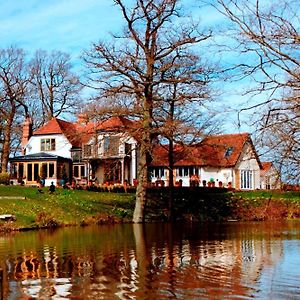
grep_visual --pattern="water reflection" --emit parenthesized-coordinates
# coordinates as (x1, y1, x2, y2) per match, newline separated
(0, 222, 300, 299)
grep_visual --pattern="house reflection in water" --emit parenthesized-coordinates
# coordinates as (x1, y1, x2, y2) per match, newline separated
(0, 223, 290, 299)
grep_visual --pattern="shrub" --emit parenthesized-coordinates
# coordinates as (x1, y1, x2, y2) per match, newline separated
(0, 172, 10, 185)
(35, 212, 60, 228)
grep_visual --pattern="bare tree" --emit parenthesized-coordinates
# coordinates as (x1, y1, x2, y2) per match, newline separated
(256, 95, 299, 183)
(30, 50, 82, 125)
(0, 47, 29, 172)
(210, 0, 300, 183)
(84, 0, 213, 222)
(153, 52, 217, 219)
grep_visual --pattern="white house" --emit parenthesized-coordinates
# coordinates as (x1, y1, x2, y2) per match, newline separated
(10, 116, 139, 187)
(150, 133, 263, 189)
(10, 117, 77, 186)
(10, 116, 278, 190)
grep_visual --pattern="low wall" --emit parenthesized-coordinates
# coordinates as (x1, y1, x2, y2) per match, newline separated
(145, 187, 231, 222)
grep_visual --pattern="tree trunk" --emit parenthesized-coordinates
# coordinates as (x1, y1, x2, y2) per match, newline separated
(168, 138, 175, 221)
(133, 141, 149, 223)
(1, 114, 14, 173)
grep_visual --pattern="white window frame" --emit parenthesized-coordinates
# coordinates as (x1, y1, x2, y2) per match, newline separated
(41, 138, 56, 151)
(241, 170, 253, 189)
(73, 164, 86, 178)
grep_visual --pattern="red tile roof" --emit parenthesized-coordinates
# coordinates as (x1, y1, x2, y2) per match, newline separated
(96, 116, 134, 131)
(151, 133, 254, 168)
(33, 118, 89, 147)
(198, 133, 251, 167)
(260, 162, 273, 175)
(34, 118, 74, 135)
(32, 116, 135, 147)
(33, 118, 259, 169)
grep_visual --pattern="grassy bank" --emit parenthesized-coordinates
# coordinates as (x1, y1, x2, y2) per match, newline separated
(230, 190, 300, 221)
(0, 185, 135, 231)
(145, 188, 300, 222)
(0, 186, 299, 231)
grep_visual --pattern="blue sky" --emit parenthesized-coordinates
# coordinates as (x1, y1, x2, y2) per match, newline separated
(0, 0, 251, 133)
(0, 0, 123, 60)
(0, 0, 225, 57)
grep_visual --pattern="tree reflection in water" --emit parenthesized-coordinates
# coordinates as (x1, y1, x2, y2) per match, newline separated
(1, 222, 300, 299)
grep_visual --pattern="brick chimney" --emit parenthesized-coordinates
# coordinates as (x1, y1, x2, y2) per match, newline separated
(21, 117, 32, 155)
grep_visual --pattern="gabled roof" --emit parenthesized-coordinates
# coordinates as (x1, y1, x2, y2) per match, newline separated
(31, 116, 135, 148)
(151, 133, 257, 168)
(197, 133, 251, 167)
(260, 162, 274, 176)
(34, 118, 76, 135)
(96, 116, 134, 132)
(33, 117, 92, 147)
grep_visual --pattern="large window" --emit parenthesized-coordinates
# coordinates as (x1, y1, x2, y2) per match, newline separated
(176, 167, 198, 177)
(103, 136, 119, 156)
(73, 165, 85, 178)
(41, 138, 56, 151)
(241, 170, 253, 189)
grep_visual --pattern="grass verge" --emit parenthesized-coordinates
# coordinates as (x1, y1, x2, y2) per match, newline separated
(230, 190, 300, 221)
(0, 186, 299, 231)
(0, 185, 135, 231)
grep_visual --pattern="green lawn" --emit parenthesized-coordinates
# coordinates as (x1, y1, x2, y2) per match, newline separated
(0, 185, 135, 230)
(233, 190, 300, 201)
(0, 186, 299, 230)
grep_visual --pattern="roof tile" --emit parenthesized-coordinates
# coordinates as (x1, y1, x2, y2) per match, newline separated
(151, 133, 251, 168)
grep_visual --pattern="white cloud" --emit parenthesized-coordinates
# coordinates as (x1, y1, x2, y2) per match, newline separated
(0, 0, 122, 57)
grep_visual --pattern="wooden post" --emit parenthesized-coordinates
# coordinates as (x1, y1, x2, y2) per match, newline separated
(0, 268, 3, 300)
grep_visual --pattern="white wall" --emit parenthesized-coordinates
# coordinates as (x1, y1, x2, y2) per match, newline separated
(201, 168, 233, 187)
(25, 134, 72, 159)
(236, 143, 261, 189)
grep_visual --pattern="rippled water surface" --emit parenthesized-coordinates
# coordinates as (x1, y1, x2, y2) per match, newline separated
(1, 222, 300, 299)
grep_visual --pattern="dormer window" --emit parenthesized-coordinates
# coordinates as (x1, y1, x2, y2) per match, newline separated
(224, 147, 234, 157)
(41, 138, 56, 151)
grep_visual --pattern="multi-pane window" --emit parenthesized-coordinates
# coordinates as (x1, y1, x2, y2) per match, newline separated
(241, 170, 253, 189)
(41, 138, 56, 151)
(149, 167, 165, 179)
(73, 165, 85, 178)
(176, 167, 199, 177)
(103, 136, 119, 156)
(265, 177, 270, 190)
(40, 162, 55, 179)
(154, 167, 165, 178)
(74, 166, 79, 177)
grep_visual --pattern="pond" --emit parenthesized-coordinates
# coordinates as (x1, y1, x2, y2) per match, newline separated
(1, 221, 300, 299)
